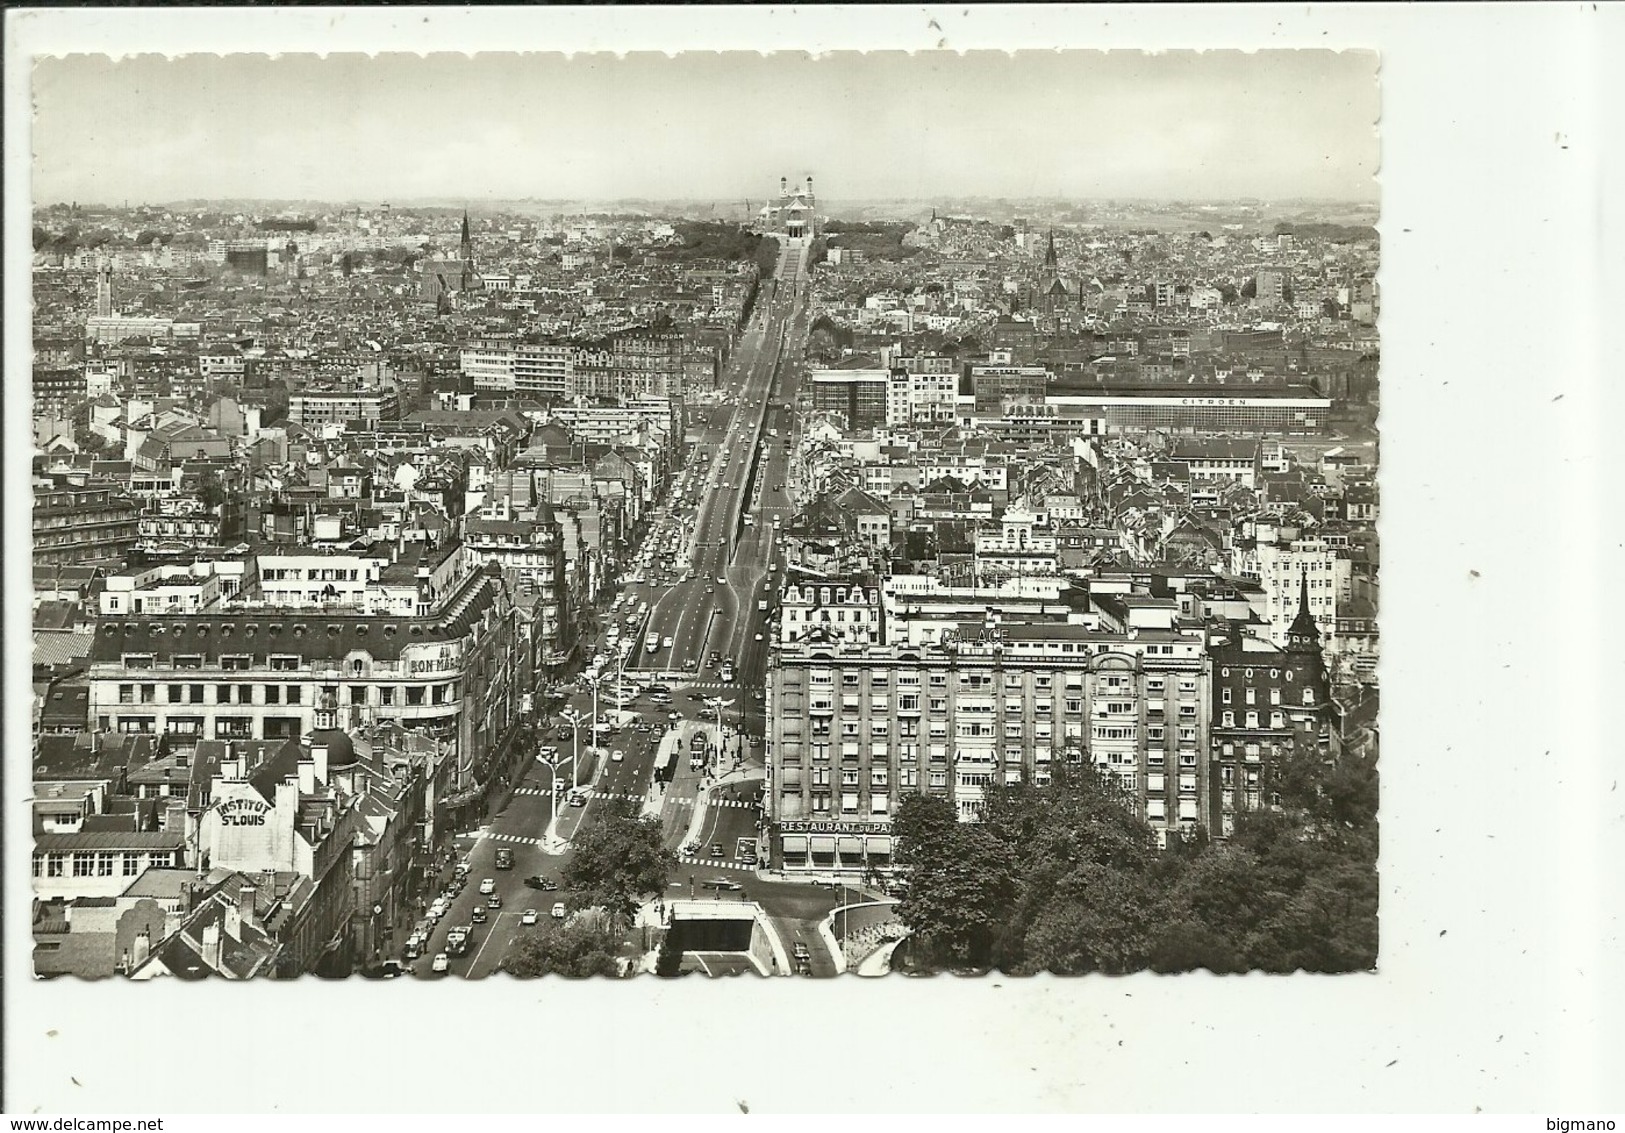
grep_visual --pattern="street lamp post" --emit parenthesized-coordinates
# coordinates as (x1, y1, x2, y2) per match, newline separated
(560, 707, 588, 792)
(703, 695, 736, 777)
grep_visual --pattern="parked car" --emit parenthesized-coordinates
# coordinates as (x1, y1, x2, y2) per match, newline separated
(523, 875, 557, 891)
(521, 909, 539, 926)
(551, 902, 567, 919)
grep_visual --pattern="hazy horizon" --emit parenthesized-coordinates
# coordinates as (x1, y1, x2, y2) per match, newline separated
(33, 51, 1379, 205)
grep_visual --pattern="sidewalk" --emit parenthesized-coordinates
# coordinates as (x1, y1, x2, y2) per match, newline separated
(679, 759, 767, 851)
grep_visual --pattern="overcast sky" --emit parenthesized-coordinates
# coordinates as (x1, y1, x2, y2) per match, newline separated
(31, 51, 1378, 205)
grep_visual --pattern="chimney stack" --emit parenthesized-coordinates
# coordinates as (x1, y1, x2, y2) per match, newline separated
(131, 928, 151, 970)
(237, 884, 257, 927)
(201, 923, 222, 972)
(297, 757, 316, 795)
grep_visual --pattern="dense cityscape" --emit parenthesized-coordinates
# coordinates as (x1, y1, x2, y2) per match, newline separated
(28, 176, 1380, 978)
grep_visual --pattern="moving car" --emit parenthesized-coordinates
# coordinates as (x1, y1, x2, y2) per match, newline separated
(702, 878, 743, 891)
(486, 892, 502, 909)
(662, 636, 674, 650)
(495, 848, 514, 871)
(711, 842, 726, 857)
(471, 905, 487, 924)
(521, 909, 539, 926)
(446, 927, 471, 957)
(479, 877, 496, 896)
(551, 902, 567, 919)
(431, 953, 450, 974)
(611, 750, 625, 763)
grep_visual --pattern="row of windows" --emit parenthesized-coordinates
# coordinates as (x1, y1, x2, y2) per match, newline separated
(34, 850, 178, 878)
(804, 669, 1195, 692)
(115, 682, 457, 707)
(780, 737, 1201, 765)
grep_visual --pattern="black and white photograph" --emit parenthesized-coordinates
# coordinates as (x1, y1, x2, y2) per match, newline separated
(21, 47, 1380, 982)
(5, 3, 1621, 1118)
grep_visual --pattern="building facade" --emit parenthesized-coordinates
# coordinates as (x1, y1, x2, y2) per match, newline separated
(766, 582, 1214, 874)
(33, 481, 142, 566)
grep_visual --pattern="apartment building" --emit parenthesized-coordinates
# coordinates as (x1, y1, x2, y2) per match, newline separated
(83, 556, 523, 813)
(885, 368, 960, 426)
(1168, 437, 1263, 491)
(1235, 537, 1345, 650)
(459, 340, 574, 399)
(766, 581, 1213, 873)
(33, 481, 142, 566)
(288, 386, 399, 431)
(1206, 586, 1334, 838)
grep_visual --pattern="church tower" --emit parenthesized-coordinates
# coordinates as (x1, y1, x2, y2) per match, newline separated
(459, 209, 474, 290)
(1285, 569, 1323, 655)
(95, 257, 113, 318)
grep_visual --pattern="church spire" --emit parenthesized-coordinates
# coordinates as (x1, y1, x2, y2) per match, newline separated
(1044, 228, 1058, 268)
(1287, 568, 1321, 648)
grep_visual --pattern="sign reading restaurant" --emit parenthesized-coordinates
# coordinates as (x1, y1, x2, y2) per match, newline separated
(778, 819, 891, 835)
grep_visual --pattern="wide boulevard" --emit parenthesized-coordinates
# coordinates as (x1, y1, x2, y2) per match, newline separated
(408, 237, 847, 977)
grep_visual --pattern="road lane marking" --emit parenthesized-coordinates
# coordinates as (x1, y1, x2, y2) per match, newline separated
(467, 910, 514, 977)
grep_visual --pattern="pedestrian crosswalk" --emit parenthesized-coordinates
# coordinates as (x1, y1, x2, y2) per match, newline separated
(682, 681, 765, 693)
(481, 831, 548, 848)
(707, 797, 759, 809)
(510, 786, 641, 802)
(676, 855, 751, 870)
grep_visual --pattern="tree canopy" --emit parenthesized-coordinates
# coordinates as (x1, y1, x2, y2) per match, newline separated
(893, 753, 1378, 976)
(501, 916, 621, 978)
(560, 813, 674, 922)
